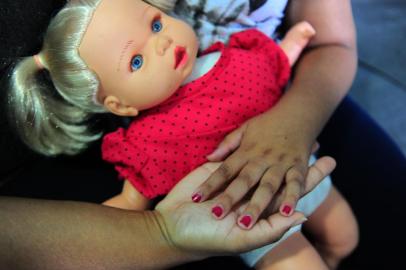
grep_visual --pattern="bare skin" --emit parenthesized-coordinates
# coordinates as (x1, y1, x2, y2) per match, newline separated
(256, 232, 329, 270)
(279, 21, 316, 65)
(253, 185, 359, 270)
(195, 0, 357, 226)
(0, 158, 336, 270)
(302, 187, 359, 269)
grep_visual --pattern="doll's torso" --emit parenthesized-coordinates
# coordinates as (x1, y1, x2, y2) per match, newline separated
(102, 29, 290, 198)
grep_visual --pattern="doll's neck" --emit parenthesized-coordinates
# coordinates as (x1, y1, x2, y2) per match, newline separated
(182, 51, 221, 85)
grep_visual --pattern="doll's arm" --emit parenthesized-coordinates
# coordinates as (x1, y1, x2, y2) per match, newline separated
(279, 21, 316, 66)
(103, 180, 151, 210)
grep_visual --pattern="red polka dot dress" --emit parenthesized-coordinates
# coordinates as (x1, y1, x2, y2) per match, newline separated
(102, 29, 290, 199)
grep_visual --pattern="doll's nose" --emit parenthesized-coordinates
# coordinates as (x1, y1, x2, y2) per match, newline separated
(155, 35, 173, 56)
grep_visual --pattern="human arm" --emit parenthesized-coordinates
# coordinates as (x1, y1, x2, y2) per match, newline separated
(0, 197, 187, 270)
(103, 180, 151, 210)
(192, 0, 357, 226)
(1, 157, 335, 270)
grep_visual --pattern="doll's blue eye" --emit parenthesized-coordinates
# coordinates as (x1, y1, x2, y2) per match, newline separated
(131, 55, 143, 71)
(151, 19, 162, 33)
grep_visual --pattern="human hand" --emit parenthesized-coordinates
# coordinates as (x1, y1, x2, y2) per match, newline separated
(155, 162, 307, 257)
(190, 112, 328, 228)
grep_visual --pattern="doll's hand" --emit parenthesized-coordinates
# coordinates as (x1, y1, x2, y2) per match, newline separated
(191, 112, 325, 228)
(155, 162, 307, 255)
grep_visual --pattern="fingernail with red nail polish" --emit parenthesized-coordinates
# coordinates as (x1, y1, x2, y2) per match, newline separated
(282, 205, 292, 215)
(239, 215, 252, 228)
(212, 205, 223, 218)
(191, 193, 202, 203)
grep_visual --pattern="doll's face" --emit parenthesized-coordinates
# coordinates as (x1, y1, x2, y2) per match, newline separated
(79, 0, 198, 116)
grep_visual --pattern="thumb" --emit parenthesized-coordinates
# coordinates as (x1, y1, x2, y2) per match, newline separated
(206, 125, 245, 161)
(262, 213, 307, 242)
(242, 212, 307, 251)
(266, 212, 307, 231)
(303, 156, 336, 195)
(311, 141, 320, 154)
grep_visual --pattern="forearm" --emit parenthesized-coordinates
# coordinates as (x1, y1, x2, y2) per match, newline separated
(268, 0, 358, 144)
(268, 43, 357, 144)
(0, 197, 194, 270)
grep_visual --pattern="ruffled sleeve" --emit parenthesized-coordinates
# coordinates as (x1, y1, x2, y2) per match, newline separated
(102, 128, 163, 199)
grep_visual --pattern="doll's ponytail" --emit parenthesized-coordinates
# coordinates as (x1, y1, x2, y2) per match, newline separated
(7, 0, 106, 156)
(7, 55, 101, 156)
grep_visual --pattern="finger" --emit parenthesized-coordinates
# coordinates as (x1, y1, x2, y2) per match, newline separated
(210, 159, 270, 219)
(164, 162, 222, 208)
(239, 212, 307, 252)
(206, 125, 245, 161)
(311, 141, 320, 154)
(302, 156, 336, 195)
(279, 166, 305, 216)
(237, 166, 285, 229)
(259, 156, 336, 217)
(191, 154, 246, 203)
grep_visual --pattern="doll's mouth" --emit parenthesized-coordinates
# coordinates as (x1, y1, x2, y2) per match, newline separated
(174, 46, 188, 69)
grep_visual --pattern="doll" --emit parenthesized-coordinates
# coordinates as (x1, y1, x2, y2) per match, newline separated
(93, 6, 314, 207)
(7, 0, 357, 269)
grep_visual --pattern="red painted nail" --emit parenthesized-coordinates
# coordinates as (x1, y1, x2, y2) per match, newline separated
(239, 215, 252, 228)
(191, 193, 202, 203)
(212, 205, 223, 218)
(282, 205, 292, 215)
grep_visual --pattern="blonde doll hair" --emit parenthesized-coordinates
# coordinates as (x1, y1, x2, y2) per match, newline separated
(7, 0, 177, 156)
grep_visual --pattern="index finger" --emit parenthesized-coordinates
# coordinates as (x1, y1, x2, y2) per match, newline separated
(191, 153, 247, 203)
(262, 156, 336, 217)
(162, 162, 221, 208)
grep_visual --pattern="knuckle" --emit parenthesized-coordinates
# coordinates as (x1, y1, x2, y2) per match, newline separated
(237, 173, 256, 188)
(286, 169, 304, 184)
(278, 153, 286, 162)
(260, 181, 277, 196)
(218, 163, 233, 179)
(286, 193, 300, 203)
(250, 158, 269, 169)
(293, 156, 303, 164)
(242, 142, 257, 152)
(262, 148, 273, 156)
(202, 182, 213, 193)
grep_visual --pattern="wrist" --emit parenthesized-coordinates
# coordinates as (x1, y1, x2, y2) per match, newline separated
(264, 93, 326, 145)
(261, 107, 317, 147)
(147, 210, 206, 266)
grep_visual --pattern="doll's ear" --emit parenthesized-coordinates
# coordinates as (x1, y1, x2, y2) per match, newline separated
(103, 95, 139, 117)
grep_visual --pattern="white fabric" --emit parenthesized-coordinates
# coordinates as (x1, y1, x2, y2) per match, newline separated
(182, 51, 221, 85)
(173, 0, 289, 50)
